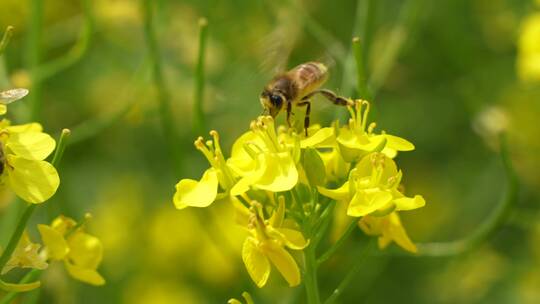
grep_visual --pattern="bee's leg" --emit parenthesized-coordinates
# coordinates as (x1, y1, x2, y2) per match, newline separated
(304, 89, 352, 106)
(286, 101, 293, 127)
(297, 100, 311, 136)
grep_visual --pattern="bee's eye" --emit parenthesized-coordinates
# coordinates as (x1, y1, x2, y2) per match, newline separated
(270, 95, 282, 107)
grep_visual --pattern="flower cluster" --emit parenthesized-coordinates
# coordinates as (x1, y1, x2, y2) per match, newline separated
(174, 99, 426, 287)
(2, 214, 105, 287)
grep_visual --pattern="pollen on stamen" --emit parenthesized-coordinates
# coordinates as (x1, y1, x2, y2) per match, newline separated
(368, 122, 377, 133)
(194, 136, 205, 148)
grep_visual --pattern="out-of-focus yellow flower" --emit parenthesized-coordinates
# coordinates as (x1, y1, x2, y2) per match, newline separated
(228, 291, 254, 304)
(336, 101, 414, 162)
(517, 13, 540, 82)
(0, 120, 59, 204)
(1, 231, 47, 275)
(174, 130, 236, 209)
(38, 215, 105, 286)
(318, 153, 425, 218)
(239, 199, 308, 287)
(359, 212, 418, 253)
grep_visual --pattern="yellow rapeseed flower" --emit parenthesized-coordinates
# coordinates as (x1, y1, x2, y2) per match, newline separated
(0, 120, 60, 204)
(238, 199, 308, 287)
(336, 100, 414, 161)
(1, 231, 48, 275)
(174, 130, 236, 209)
(38, 215, 105, 286)
(318, 152, 425, 218)
(518, 13, 540, 82)
(359, 212, 418, 253)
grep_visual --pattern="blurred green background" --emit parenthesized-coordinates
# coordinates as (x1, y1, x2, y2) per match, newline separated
(1, 0, 539, 303)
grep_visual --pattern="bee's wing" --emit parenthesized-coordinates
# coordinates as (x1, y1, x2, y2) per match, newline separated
(257, 4, 302, 76)
(0, 88, 29, 104)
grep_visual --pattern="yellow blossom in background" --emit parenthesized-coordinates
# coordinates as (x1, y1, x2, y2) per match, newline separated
(1, 231, 47, 275)
(0, 120, 59, 204)
(228, 291, 254, 304)
(518, 13, 540, 82)
(38, 215, 105, 286)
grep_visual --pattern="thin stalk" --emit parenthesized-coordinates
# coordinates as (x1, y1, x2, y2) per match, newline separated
(0, 270, 41, 304)
(141, 0, 182, 175)
(304, 242, 321, 304)
(193, 18, 208, 135)
(417, 134, 518, 256)
(369, 0, 423, 97)
(69, 59, 149, 145)
(27, 0, 43, 121)
(317, 219, 357, 265)
(0, 129, 70, 271)
(352, 37, 369, 100)
(323, 238, 374, 304)
(0, 26, 14, 56)
(36, 0, 93, 82)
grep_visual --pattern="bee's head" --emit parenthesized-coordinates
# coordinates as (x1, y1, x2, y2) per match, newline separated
(260, 90, 284, 117)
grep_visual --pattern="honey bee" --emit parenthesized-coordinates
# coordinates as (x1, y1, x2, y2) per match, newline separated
(260, 61, 351, 135)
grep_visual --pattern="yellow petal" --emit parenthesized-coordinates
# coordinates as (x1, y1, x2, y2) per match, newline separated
(0, 104, 6, 115)
(2, 231, 48, 275)
(264, 241, 301, 287)
(38, 224, 69, 260)
(64, 261, 106, 285)
(376, 134, 414, 151)
(386, 212, 417, 253)
(6, 155, 60, 204)
(394, 195, 426, 211)
(254, 152, 298, 192)
(6, 123, 43, 133)
(300, 127, 334, 148)
(67, 231, 103, 270)
(242, 237, 270, 288)
(274, 228, 308, 250)
(173, 168, 218, 209)
(269, 196, 285, 227)
(317, 181, 350, 201)
(6, 132, 56, 160)
(0, 279, 40, 292)
(347, 190, 393, 217)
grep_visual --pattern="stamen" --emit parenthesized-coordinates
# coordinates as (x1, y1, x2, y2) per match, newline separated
(368, 122, 376, 134)
(361, 100, 370, 131)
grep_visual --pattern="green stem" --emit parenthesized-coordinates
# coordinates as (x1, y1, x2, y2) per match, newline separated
(141, 0, 182, 175)
(0, 26, 14, 56)
(311, 201, 335, 247)
(0, 129, 70, 272)
(0, 205, 36, 271)
(369, 0, 422, 97)
(193, 18, 208, 135)
(69, 59, 149, 145)
(317, 218, 357, 265)
(0, 270, 41, 304)
(352, 37, 369, 100)
(36, 0, 93, 82)
(27, 0, 43, 122)
(417, 134, 518, 256)
(304, 242, 321, 304)
(51, 129, 71, 166)
(323, 238, 374, 304)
